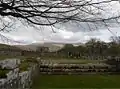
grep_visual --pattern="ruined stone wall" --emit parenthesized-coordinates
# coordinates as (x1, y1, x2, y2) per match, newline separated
(39, 60, 120, 75)
(0, 63, 40, 89)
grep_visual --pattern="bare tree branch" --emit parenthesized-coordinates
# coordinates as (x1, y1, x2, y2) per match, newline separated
(0, 0, 119, 27)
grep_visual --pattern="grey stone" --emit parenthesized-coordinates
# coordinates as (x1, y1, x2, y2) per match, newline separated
(0, 59, 20, 69)
(0, 61, 39, 89)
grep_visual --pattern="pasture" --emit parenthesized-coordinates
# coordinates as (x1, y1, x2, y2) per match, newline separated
(40, 59, 104, 64)
(32, 75, 120, 88)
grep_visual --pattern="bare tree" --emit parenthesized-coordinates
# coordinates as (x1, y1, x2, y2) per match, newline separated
(110, 36, 120, 43)
(0, 0, 120, 44)
(0, 0, 119, 27)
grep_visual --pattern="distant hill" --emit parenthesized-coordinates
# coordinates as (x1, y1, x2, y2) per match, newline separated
(14, 42, 64, 52)
(14, 42, 83, 52)
(0, 43, 21, 50)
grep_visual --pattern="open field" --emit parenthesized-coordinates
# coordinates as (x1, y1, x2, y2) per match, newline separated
(41, 59, 104, 64)
(32, 75, 120, 88)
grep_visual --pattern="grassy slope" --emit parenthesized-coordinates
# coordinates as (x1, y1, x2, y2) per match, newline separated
(32, 75, 120, 88)
(0, 43, 21, 60)
(40, 58, 103, 64)
(0, 43, 20, 50)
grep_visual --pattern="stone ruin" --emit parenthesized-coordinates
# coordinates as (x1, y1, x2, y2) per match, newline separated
(0, 59, 39, 89)
(39, 59, 119, 75)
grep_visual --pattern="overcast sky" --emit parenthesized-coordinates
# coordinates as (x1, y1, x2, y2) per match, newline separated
(1, 0, 120, 45)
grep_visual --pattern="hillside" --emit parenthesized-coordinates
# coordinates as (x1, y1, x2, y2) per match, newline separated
(14, 42, 64, 52)
(0, 43, 21, 51)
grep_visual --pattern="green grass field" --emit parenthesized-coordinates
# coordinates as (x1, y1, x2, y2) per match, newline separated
(41, 59, 103, 64)
(32, 75, 120, 89)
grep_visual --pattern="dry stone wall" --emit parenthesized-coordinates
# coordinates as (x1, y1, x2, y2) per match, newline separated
(39, 60, 119, 75)
(0, 59, 40, 89)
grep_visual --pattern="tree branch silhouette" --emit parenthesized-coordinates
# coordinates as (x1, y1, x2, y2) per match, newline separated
(0, 0, 119, 26)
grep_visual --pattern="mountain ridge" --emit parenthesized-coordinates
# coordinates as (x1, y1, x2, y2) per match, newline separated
(14, 41, 83, 52)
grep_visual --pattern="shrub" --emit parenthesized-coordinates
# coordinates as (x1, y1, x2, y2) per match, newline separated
(0, 70, 8, 78)
(19, 62, 30, 72)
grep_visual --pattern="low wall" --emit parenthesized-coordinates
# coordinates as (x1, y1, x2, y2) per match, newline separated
(0, 64, 40, 89)
(39, 59, 119, 75)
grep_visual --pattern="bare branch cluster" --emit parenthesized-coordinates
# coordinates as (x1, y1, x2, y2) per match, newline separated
(0, 0, 119, 26)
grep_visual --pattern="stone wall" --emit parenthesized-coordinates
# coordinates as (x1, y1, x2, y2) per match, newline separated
(39, 60, 119, 75)
(0, 59, 40, 89)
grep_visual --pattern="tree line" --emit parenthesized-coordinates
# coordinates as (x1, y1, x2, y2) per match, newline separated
(52, 37, 120, 59)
